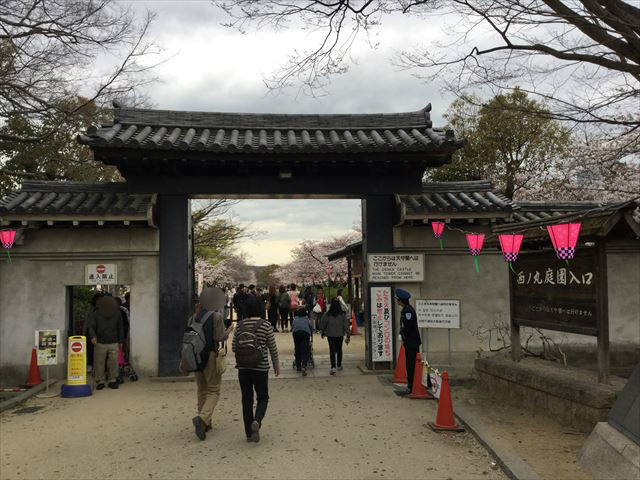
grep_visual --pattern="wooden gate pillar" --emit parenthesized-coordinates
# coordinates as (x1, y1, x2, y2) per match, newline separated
(158, 195, 193, 376)
(362, 194, 396, 370)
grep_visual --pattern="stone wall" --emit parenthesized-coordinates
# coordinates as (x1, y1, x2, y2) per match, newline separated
(0, 227, 159, 386)
(475, 355, 627, 432)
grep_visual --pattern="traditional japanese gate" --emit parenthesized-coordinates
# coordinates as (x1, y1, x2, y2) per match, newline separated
(79, 103, 462, 375)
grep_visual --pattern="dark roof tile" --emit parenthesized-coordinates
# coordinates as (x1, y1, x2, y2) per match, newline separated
(78, 104, 463, 154)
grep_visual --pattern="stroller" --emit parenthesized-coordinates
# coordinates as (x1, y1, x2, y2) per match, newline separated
(292, 332, 315, 370)
(117, 341, 138, 383)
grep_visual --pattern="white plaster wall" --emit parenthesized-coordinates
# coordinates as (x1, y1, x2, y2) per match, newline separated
(0, 227, 159, 386)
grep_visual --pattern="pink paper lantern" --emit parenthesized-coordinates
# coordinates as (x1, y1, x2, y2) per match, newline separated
(0, 230, 16, 249)
(0, 229, 16, 263)
(432, 221, 445, 249)
(431, 221, 445, 238)
(546, 223, 581, 260)
(466, 233, 485, 273)
(498, 234, 524, 262)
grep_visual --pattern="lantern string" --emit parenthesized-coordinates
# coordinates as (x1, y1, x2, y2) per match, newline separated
(474, 256, 479, 273)
(438, 238, 443, 250)
(509, 262, 516, 273)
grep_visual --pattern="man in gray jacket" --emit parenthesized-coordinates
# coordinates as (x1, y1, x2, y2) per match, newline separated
(86, 295, 124, 390)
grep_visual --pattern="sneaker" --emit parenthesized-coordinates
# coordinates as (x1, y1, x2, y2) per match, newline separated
(250, 420, 260, 443)
(296, 367, 302, 372)
(192, 416, 206, 441)
(205, 424, 212, 432)
(96, 383, 105, 390)
(330, 368, 336, 375)
(337, 366, 343, 371)
(302, 368, 307, 377)
(108, 381, 119, 389)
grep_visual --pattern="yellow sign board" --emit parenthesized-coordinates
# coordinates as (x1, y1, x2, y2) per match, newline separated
(67, 336, 87, 385)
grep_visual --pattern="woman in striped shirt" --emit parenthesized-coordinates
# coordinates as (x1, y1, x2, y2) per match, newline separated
(232, 295, 280, 443)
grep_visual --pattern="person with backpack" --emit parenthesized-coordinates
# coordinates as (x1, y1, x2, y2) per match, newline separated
(277, 285, 290, 332)
(181, 287, 232, 441)
(287, 284, 300, 328)
(312, 287, 326, 332)
(232, 295, 279, 443)
(291, 306, 313, 376)
(320, 299, 351, 375)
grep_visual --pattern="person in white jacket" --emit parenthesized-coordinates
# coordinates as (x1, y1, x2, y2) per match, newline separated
(336, 288, 350, 316)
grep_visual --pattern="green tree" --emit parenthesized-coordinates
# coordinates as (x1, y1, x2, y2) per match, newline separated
(0, 97, 121, 196)
(427, 90, 570, 199)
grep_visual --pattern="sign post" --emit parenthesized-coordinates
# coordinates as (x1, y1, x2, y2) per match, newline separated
(61, 336, 92, 397)
(34, 330, 60, 398)
(510, 247, 609, 382)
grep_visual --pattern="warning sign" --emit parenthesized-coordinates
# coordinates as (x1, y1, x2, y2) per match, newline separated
(67, 336, 87, 385)
(85, 263, 117, 285)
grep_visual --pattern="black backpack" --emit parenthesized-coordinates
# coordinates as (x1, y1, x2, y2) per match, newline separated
(235, 319, 265, 368)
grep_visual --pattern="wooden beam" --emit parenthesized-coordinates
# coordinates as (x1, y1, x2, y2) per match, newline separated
(597, 240, 610, 383)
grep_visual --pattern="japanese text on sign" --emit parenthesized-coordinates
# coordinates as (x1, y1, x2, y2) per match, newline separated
(512, 249, 599, 334)
(67, 336, 87, 385)
(371, 286, 393, 362)
(416, 300, 461, 329)
(35, 330, 59, 366)
(368, 254, 424, 282)
(85, 263, 118, 285)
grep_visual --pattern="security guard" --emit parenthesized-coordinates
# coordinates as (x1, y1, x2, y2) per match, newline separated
(396, 288, 421, 396)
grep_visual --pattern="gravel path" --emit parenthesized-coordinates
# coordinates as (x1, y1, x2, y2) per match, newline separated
(1, 373, 505, 480)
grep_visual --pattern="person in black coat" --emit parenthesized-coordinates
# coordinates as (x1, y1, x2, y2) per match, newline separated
(396, 288, 421, 396)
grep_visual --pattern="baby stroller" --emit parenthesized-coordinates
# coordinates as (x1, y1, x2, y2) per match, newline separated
(292, 332, 315, 370)
(117, 342, 138, 383)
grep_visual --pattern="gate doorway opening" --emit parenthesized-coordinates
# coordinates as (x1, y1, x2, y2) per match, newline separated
(192, 197, 365, 376)
(67, 285, 131, 369)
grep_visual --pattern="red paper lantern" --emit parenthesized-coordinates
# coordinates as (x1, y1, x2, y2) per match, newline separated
(465, 233, 485, 273)
(498, 234, 524, 272)
(0, 229, 16, 263)
(432, 221, 445, 249)
(546, 223, 581, 260)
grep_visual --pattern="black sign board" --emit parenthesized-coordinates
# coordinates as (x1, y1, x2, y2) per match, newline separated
(511, 248, 599, 335)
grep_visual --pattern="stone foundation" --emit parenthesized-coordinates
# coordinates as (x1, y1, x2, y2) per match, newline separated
(475, 355, 627, 432)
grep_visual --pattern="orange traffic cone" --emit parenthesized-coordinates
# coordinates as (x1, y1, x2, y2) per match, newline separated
(428, 371, 465, 431)
(26, 348, 42, 386)
(409, 353, 434, 400)
(351, 312, 360, 335)
(391, 344, 407, 384)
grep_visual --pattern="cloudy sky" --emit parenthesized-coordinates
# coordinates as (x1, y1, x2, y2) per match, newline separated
(128, 1, 455, 265)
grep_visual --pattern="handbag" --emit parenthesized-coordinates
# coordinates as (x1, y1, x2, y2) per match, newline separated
(215, 343, 227, 375)
(313, 303, 322, 314)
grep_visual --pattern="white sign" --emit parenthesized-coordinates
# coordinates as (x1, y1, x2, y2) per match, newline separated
(85, 263, 117, 285)
(368, 254, 424, 282)
(35, 329, 60, 366)
(423, 371, 442, 399)
(416, 300, 461, 329)
(370, 287, 393, 362)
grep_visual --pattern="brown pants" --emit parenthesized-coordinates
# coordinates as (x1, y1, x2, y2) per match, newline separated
(94, 342, 118, 384)
(194, 351, 222, 427)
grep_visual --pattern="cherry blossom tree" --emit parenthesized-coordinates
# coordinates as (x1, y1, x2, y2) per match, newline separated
(195, 253, 256, 287)
(275, 231, 361, 286)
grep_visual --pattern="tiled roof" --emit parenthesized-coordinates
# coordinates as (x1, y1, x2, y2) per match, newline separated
(397, 180, 515, 220)
(77, 103, 462, 154)
(327, 241, 363, 261)
(509, 201, 605, 223)
(0, 181, 154, 221)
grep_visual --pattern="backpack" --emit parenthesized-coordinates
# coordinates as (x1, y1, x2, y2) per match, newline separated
(278, 292, 290, 309)
(234, 319, 266, 369)
(181, 310, 213, 372)
(289, 292, 299, 310)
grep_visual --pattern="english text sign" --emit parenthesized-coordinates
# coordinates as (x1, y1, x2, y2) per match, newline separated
(368, 254, 424, 282)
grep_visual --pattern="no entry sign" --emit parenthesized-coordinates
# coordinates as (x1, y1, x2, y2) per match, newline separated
(70, 341, 83, 353)
(85, 263, 117, 285)
(67, 336, 87, 385)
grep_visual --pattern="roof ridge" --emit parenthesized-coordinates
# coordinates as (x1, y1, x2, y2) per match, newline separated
(20, 181, 130, 193)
